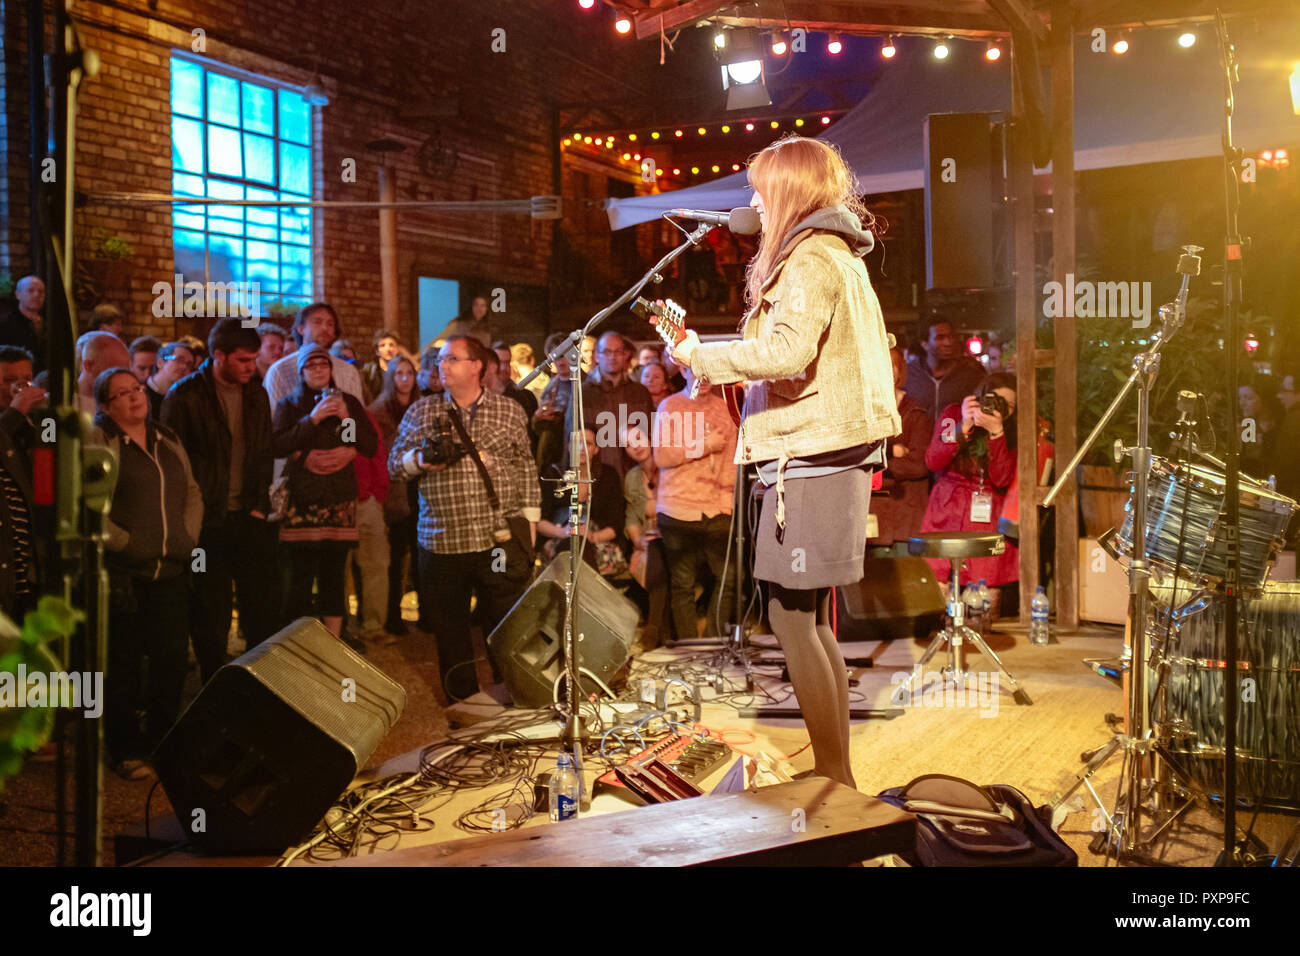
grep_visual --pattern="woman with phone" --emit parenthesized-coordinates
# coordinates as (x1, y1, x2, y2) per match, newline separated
(271, 343, 378, 638)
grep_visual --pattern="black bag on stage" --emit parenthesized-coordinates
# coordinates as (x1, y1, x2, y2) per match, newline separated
(876, 774, 1077, 867)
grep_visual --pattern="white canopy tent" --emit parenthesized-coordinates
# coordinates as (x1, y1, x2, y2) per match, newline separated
(605, 28, 1300, 230)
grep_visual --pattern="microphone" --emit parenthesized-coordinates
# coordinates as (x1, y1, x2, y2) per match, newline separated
(664, 206, 761, 235)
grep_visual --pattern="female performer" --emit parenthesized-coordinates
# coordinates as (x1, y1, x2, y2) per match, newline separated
(668, 136, 899, 788)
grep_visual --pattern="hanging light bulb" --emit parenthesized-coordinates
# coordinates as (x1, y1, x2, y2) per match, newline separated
(615, 17, 632, 35)
(933, 38, 950, 59)
(985, 42, 1002, 61)
(881, 35, 897, 58)
(826, 33, 843, 55)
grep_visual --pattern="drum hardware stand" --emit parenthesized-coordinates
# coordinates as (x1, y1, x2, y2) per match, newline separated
(1043, 244, 1203, 861)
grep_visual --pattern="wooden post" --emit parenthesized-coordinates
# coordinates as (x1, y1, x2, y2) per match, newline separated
(1010, 40, 1039, 624)
(1050, 0, 1079, 632)
(377, 165, 399, 334)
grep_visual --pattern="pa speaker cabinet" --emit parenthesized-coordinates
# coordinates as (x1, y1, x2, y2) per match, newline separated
(924, 112, 998, 290)
(836, 556, 946, 641)
(154, 617, 405, 853)
(488, 555, 638, 709)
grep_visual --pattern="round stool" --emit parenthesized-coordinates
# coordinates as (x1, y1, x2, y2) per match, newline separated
(900, 532, 1032, 706)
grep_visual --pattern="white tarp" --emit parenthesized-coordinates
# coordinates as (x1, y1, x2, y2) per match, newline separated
(606, 26, 1300, 229)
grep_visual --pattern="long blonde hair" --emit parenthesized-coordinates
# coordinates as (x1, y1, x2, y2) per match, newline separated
(744, 136, 872, 312)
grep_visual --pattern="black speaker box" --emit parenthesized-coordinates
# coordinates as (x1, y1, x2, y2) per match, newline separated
(836, 555, 946, 641)
(488, 555, 639, 709)
(154, 617, 405, 853)
(924, 112, 1000, 290)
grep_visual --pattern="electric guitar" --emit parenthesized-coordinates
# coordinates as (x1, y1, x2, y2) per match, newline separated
(631, 296, 744, 426)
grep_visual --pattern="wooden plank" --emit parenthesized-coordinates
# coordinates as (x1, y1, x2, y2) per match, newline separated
(1050, 0, 1079, 633)
(330, 779, 915, 867)
(988, 0, 1048, 40)
(1010, 41, 1039, 626)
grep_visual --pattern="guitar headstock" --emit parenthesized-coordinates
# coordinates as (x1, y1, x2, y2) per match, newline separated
(631, 296, 688, 348)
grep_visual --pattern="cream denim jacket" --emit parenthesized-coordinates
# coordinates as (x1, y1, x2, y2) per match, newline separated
(691, 229, 901, 469)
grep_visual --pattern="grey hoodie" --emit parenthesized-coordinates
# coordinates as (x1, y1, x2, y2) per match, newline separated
(775, 204, 875, 262)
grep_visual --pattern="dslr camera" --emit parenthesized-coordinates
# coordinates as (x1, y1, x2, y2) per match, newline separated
(976, 382, 1010, 420)
(421, 427, 466, 468)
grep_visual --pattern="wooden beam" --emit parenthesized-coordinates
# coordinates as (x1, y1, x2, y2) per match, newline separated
(1010, 36, 1039, 626)
(1050, 0, 1079, 633)
(987, 0, 1048, 40)
(1068, 0, 1299, 30)
(635, 1, 1009, 39)
(632, 0, 730, 39)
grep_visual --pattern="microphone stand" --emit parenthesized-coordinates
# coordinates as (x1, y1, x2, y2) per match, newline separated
(1214, 12, 1246, 866)
(519, 223, 715, 759)
(1042, 246, 1201, 860)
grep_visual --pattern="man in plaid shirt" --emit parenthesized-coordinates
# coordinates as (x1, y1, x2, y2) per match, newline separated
(389, 335, 540, 701)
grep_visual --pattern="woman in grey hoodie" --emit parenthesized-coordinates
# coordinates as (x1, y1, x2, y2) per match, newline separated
(670, 136, 899, 790)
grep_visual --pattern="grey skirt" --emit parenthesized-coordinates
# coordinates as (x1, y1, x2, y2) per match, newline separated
(752, 467, 872, 589)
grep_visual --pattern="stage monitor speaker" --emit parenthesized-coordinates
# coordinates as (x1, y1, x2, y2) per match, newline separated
(488, 554, 638, 709)
(836, 555, 946, 641)
(924, 112, 998, 290)
(154, 617, 406, 853)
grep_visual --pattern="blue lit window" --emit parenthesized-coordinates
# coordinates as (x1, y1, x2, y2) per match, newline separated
(170, 56, 314, 312)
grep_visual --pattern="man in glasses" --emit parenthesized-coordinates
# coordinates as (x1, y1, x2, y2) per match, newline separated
(161, 319, 277, 683)
(388, 334, 540, 703)
(565, 331, 654, 479)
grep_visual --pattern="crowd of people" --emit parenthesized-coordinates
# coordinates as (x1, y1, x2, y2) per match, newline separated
(24, 272, 1297, 779)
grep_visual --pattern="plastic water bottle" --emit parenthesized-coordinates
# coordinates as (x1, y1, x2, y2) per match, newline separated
(961, 582, 982, 626)
(549, 753, 579, 822)
(1029, 586, 1050, 646)
(977, 578, 991, 634)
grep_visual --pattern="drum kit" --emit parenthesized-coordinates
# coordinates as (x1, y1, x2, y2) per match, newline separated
(1044, 240, 1299, 863)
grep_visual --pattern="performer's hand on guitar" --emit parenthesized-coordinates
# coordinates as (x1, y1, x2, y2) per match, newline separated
(666, 328, 700, 370)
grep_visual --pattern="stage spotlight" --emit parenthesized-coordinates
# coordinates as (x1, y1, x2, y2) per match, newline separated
(718, 27, 770, 110)
(1178, 31, 1195, 48)
(985, 43, 1001, 61)
(881, 36, 896, 58)
(827, 33, 843, 55)
(933, 39, 949, 59)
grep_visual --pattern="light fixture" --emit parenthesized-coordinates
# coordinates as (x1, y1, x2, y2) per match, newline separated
(1177, 31, 1196, 48)
(881, 35, 896, 58)
(795, 118, 804, 127)
(691, 166, 700, 174)
(1245, 332, 1260, 353)
(672, 168, 681, 175)
(933, 38, 950, 59)
(770, 120, 780, 128)
(985, 42, 1001, 61)
(615, 17, 632, 35)
(622, 152, 631, 160)
(302, 57, 329, 106)
(578, 0, 595, 8)
(820, 115, 830, 124)
(967, 335, 984, 356)
(771, 31, 788, 56)
(745, 122, 755, 131)
(714, 27, 728, 49)
(721, 124, 730, 133)
(732, 163, 741, 171)
(651, 130, 661, 139)
(827, 33, 843, 55)
(674, 129, 683, 137)
(711, 165, 720, 173)
(718, 26, 771, 110)
(628, 133, 637, 141)
(698, 126, 707, 135)
(1290, 64, 1300, 114)
(1112, 33, 1129, 54)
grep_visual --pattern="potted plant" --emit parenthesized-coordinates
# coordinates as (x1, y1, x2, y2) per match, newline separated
(80, 227, 135, 304)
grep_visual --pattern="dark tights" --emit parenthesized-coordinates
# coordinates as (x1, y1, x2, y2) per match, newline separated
(767, 583, 855, 788)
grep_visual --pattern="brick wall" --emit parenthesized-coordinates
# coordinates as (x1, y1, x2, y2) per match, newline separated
(1, 0, 662, 355)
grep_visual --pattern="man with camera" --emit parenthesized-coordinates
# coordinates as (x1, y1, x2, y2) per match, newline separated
(388, 335, 540, 702)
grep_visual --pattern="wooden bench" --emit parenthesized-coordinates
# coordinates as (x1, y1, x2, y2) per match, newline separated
(331, 778, 914, 867)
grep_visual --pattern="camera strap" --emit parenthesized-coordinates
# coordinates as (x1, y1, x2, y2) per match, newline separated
(444, 402, 501, 512)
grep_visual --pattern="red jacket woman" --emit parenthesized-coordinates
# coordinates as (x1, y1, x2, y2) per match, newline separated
(920, 373, 1018, 587)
